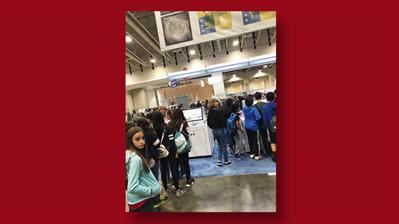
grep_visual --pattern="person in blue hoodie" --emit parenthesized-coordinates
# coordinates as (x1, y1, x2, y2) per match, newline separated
(126, 127, 161, 212)
(263, 91, 277, 162)
(243, 96, 262, 160)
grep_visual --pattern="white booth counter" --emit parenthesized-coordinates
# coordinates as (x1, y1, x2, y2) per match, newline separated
(183, 107, 214, 158)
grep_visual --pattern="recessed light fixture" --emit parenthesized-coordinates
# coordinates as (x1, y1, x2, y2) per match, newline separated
(264, 65, 268, 68)
(150, 58, 156, 63)
(233, 40, 239, 46)
(189, 49, 196, 55)
(258, 69, 262, 73)
(233, 74, 236, 77)
(126, 35, 132, 43)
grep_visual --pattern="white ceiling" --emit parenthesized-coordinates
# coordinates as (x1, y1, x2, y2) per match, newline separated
(126, 11, 276, 73)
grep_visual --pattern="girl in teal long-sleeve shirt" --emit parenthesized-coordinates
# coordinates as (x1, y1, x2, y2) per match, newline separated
(126, 127, 161, 212)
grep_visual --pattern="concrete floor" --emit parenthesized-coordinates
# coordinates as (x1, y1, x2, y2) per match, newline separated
(160, 173, 276, 212)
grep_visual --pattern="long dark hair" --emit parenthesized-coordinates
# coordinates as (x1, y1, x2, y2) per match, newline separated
(126, 127, 150, 173)
(221, 98, 233, 116)
(136, 117, 150, 131)
(170, 108, 186, 130)
(151, 111, 165, 134)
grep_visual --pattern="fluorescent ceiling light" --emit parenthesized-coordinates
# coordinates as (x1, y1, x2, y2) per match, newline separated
(189, 49, 196, 55)
(233, 40, 239, 46)
(126, 36, 132, 43)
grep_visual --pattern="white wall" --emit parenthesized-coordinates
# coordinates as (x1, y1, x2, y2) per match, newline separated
(126, 44, 276, 90)
(126, 91, 134, 112)
(156, 89, 166, 107)
(132, 88, 148, 109)
(146, 89, 158, 108)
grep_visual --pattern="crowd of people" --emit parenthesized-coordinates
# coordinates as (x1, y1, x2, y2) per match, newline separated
(125, 90, 276, 212)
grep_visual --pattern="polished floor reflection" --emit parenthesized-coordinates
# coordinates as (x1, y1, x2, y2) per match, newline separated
(160, 173, 276, 212)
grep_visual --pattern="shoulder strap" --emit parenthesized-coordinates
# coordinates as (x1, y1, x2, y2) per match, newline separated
(160, 129, 165, 143)
(179, 122, 184, 132)
(255, 104, 262, 114)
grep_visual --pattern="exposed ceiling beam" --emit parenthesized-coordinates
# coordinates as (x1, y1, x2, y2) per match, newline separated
(128, 12, 174, 63)
(126, 49, 148, 66)
(126, 32, 160, 63)
(126, 14, 174, 63)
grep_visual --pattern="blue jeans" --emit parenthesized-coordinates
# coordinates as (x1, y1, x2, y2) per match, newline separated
(213, 128, 228, 162)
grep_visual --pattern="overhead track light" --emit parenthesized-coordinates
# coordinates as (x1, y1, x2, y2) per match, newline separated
(211, 41, 216, 58)
(162, 55, 166, 68)
(174, 52, 178, 65)
(186, 47, 190, 63)
(267, 28, 272, 46)
(225, 39, 229, 55)
(238, 36, 242, 52)
(140, 64, 143, 73)
(128, 64, 132, 74)
(198, 44, 203, 60)
(252, 32, 257, 49)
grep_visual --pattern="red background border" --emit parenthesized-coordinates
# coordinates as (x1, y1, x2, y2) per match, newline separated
(1, 0, 398, 223)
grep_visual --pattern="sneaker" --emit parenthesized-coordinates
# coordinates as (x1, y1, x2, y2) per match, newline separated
(217, 160, 222, 167)
(153, 198, 169, 208)
(175, 189, 186, 197)
(234, 154, 240, 158)
(185, 179, 195, 187)
(225, 161, 233, 166)
(250, 154, 255, 159)
(254, 155, 262, 160)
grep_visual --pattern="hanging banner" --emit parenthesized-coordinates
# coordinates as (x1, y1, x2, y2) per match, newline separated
(155, 11, 276, 52)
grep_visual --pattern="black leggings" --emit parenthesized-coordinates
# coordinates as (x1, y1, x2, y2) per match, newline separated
(176, 152, 191, 181)
(246, 129, 259, 156)
(259, 128, 272, 156)
(160, 154, 180, 190)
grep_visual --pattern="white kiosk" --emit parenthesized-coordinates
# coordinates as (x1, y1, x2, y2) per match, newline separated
(183, 107, 214, 158)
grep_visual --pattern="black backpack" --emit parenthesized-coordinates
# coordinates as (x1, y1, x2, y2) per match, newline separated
(269, 115, 276, 133)
(255, 102, 266, 129)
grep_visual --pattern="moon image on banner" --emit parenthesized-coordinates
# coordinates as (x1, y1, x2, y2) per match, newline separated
(162, 12, 193, 46)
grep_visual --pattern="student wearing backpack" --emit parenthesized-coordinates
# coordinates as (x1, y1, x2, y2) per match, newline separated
(126, 127, 161, 212)
(207, 99, 233, 167)
(243, 96, 262, 160)
(254, 92, 271, 158)
(221, 98, 234, 153)
(169, 109, 195, 187)
(151, 111, 186, 197)
(228, 103, 246, 159)
(263, 92, 277, 162)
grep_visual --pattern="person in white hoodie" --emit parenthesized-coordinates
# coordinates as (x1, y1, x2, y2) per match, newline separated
(126, 127, 161, 212)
